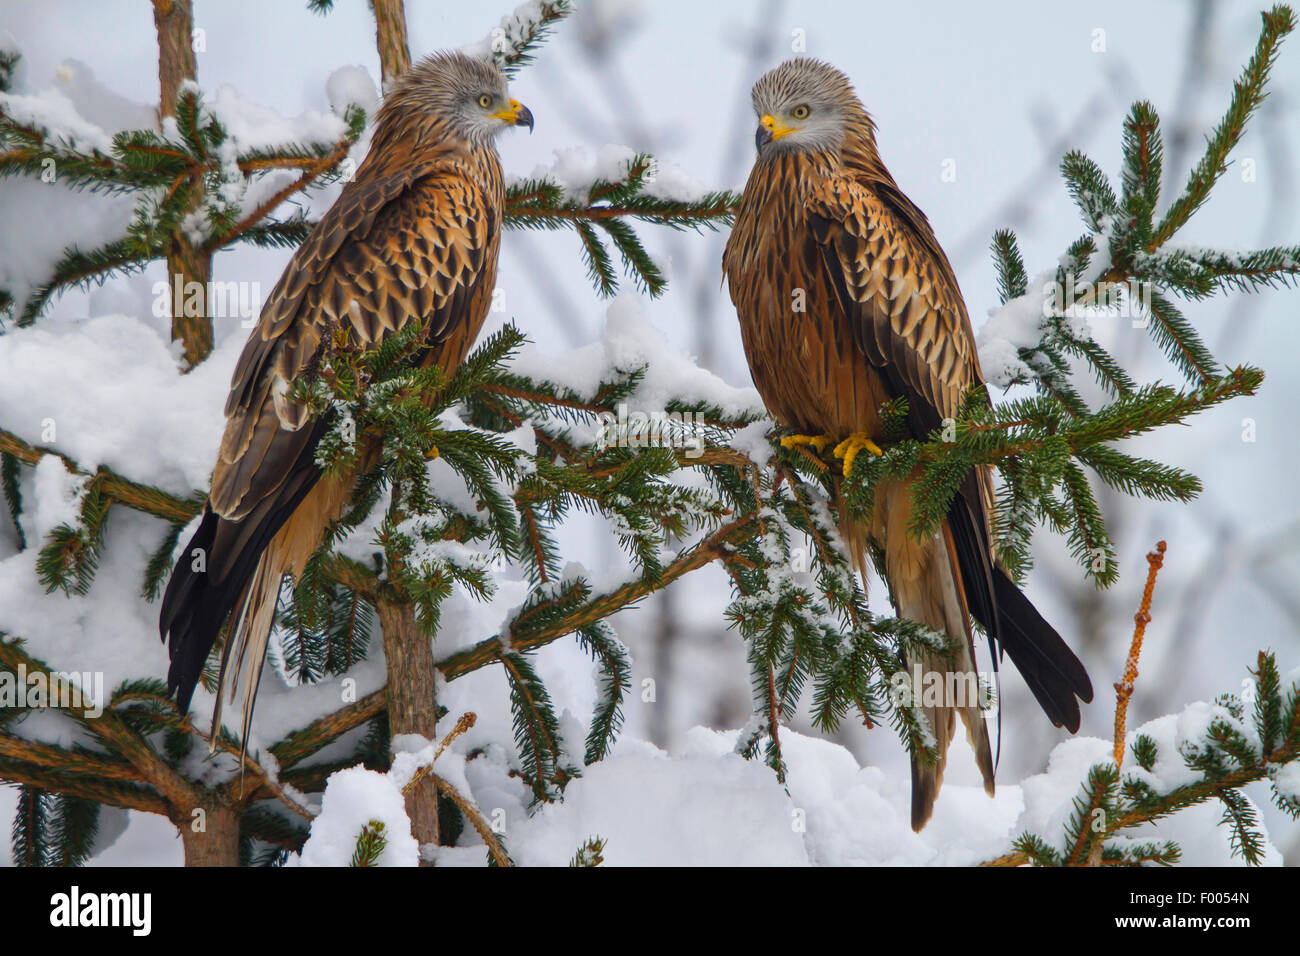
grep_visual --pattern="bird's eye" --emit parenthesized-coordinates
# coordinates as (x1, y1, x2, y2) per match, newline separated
(478, 94, 494, 109)
(791, 104, 810, 119)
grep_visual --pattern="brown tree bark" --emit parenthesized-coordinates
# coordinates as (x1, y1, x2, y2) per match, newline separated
(151, 0, 212, 368)
(377, 593, 439, 862)
(167, 241, 214, 369)
(177, 801, 241, 867)
(151, 0, 196, 118)
(368, 0, 411, 87)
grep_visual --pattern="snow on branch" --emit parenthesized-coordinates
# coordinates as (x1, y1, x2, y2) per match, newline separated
(0, 72, 368, 327)
(985, 650, 1300, 867)
(857, 7, 1300, 590)
(462, 0, 575, 77)
(506, 149, 739, 297)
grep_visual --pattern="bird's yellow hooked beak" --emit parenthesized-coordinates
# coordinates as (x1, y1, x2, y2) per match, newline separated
(493, 98, 535, 132)
(756, 113, 795, 149)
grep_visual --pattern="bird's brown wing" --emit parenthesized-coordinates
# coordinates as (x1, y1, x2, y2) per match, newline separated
(805, 173, 1092, 732)
(161, 158, 499, 717)
(805, 174, 978, 437)
(213, 158, 497, 522)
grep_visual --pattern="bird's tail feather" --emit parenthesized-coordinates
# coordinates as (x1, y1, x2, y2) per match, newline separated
(946, 492, 1093, 733)
(905, 521, 996, 831)
(160, 421, 330, 730)
(158, 507, 227, 714)
(210, 547, 284, 761)
(990, 568, 1093, 732)
(835, 493, 994, 831)
(908, 642, 996, 830)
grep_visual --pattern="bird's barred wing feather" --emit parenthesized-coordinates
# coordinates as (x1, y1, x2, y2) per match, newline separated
(161, 158, 498, 719)
(211, 159, 497, 524)
(803, 173, 996, 581)
(805, 173, 1092, 731)
(804, 174, 979, 439)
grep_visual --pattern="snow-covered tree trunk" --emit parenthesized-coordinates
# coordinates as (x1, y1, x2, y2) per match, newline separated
(151, 0, 211, 367)
(376, 594, 440, 858)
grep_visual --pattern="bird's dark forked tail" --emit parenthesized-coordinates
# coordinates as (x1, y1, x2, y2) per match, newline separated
(159, 424, 327, 725)
(946, 492, 1093, 733)
(158, 506, 227, 714)
(990, 567, 1094, 733)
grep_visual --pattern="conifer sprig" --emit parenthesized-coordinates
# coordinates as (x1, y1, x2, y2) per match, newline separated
(480, 0, 575, 78)
(872, 8, 1296, 587)
(1152, 5, 1295, 247)
(506, 155, 739, 297)
(349, 819, 388, 866)
(1000, 651, 1300, 867)
(568, 835, 606, 866)
(0, 82, 366, 326)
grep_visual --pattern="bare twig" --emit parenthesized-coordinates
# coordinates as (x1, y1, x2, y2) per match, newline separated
(1113, 541, 1168, 769)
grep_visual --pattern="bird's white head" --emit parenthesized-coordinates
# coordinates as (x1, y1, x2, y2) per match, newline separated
(749, 57, 866, 156)
(384, 51, 534, 146)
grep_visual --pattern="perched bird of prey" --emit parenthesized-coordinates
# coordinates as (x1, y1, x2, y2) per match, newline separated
(722, 58, 1092, 829)
(160, 52, 533, 750)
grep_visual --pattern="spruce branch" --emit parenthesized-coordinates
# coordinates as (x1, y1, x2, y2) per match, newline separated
(0, 85, 365, 331)
(1151, 5, 1295, 247)
(505, 156, 739, 298)
(960, 9, 1297, 590)
(568, 835, 606, 867)
(349, 819, 388, 866)
(989, 649, 1300, 867)
(431, 773, 513, 866)
(837, 368, 1257, 585)
(0, 638, 200, 816)
(470, 0, 574, 78)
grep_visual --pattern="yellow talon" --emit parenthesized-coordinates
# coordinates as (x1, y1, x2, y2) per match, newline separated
(832, 432, 883, 477)
(780, 433, 834, 455)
